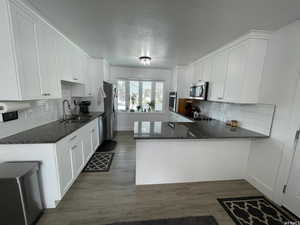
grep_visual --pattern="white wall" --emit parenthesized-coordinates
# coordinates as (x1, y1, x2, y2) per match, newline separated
(246, 20, 300, 204)
(110, 66, 172, 131)
(199, 102, 275, 135)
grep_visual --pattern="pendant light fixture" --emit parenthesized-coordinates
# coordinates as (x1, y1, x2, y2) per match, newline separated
(139, 56, 151, 66)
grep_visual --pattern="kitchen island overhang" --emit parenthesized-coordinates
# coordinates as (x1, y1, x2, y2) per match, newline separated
(134, 121, 269, 185)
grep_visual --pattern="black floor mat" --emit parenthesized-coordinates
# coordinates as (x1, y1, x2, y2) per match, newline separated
(218, 196, 298, 225)
(104, 216, 218, 225)
(83, 152, 114, 172)
(96, 140, 117, 152)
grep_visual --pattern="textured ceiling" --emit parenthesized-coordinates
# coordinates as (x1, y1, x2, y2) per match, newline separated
(24, 0, 300, 68)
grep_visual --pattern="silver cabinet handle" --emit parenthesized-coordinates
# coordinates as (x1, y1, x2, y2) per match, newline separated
(71, 145, 77, 150)
(42, 93, 51, 96)
(73, 78, 78, 81)
(70, 135, 77, 141)
(217, 97, 223, 100)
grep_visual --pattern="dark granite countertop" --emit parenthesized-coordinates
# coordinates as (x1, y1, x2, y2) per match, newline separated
(133, 120, 269, 140)
(0, 112, 104, 144)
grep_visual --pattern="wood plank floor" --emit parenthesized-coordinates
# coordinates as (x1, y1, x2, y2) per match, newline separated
(37, 131, 261, 225)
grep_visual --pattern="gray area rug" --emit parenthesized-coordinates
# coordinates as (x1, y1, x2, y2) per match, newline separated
(104, 216, 218, 225)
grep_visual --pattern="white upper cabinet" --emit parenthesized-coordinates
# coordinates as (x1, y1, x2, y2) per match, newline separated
(71, 48, 85, 83)
(193, 61, 203, 82)
(224, 41, 249, 102)
(186, 63, 194, 86)
(191, 57, 211, 85)
(176, 66, 188, 99)
(9, 1, 42, 100)
(0, 0, 91, 100)
(202, 58, 212, 82)
(57, 37, 84, 84)
(178, 64, 193, 98)
(209, 50, 229, 101)
(187, 30, 270, 104)
(85, 57, 96, 97)
(36, 21, 62, 99)
(57, 36, 74, 83)
(224, 38, 268, 103)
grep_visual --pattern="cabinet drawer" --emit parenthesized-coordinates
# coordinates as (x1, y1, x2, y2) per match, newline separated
(68, 132, 80, 146)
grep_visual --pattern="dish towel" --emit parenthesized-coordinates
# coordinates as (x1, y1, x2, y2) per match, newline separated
(97, 84, 106, 106)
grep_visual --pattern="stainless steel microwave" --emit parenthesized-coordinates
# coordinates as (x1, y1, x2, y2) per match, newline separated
(189, 81, 209, 100)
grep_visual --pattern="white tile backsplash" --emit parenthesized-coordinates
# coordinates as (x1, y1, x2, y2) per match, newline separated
(0, 83, 76, 139)
(0, 100, 60, 139)
(199, 102, 275, 135)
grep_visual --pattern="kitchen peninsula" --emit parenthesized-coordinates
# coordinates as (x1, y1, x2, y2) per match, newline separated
(134, 119, 268, 185)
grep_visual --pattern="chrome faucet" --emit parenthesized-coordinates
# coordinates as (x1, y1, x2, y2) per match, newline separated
(62, 99, 71, 121)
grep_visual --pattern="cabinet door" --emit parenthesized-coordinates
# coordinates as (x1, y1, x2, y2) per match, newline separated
(82, 131, 92, 163)
(194, 61, 203, 82)
(36, 22, 61, 99)
(179, 64, 194, 98)
(209, 50, 229, 101)
(176, 66, 188, 99)
(70, 48, 83, 83)
(10, 3, 41, 100)
(56, 36, 73, 82)
(224, 41, 249, 102)
(56, 139, 73, 196)
(202, 58, 212, 82)
(84, 55, 94, 96)
(91, 122, 99, 152)
(70, 140, 84, 177)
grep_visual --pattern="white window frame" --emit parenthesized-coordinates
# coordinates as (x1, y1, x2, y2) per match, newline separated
(117, 79, 165, 114)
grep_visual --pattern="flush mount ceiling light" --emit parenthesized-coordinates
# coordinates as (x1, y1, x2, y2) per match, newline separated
(139, 56, 151, 66)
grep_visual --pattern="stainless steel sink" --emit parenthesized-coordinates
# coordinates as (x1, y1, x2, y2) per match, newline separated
(60, 115, 92, 124)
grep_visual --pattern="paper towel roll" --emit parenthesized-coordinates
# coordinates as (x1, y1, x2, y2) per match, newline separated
(0, 102, 31, 113)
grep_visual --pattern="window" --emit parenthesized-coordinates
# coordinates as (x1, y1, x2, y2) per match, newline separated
(117, 79, 165, 112)
(117, 80, 126, 111)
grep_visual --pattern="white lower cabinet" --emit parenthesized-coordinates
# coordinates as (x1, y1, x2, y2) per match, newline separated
(0, 118, 101, 208)
(69, 139, 84, 178)
(83, 131, 92, 163)
(55, 137, 73, 196)
(55, 119, 100, 199)
(91, 123, 100, 152)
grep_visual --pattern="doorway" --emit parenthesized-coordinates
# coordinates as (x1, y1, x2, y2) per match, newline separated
(282, 73, 300, 217)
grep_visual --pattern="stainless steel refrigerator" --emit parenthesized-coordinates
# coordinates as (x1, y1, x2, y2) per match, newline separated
(103, 81, 117, 140)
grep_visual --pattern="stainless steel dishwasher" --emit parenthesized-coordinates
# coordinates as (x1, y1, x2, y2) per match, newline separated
(0, 161, 44, 225)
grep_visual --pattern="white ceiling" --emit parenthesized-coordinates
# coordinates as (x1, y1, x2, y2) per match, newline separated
(24, 0, 300, 68)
